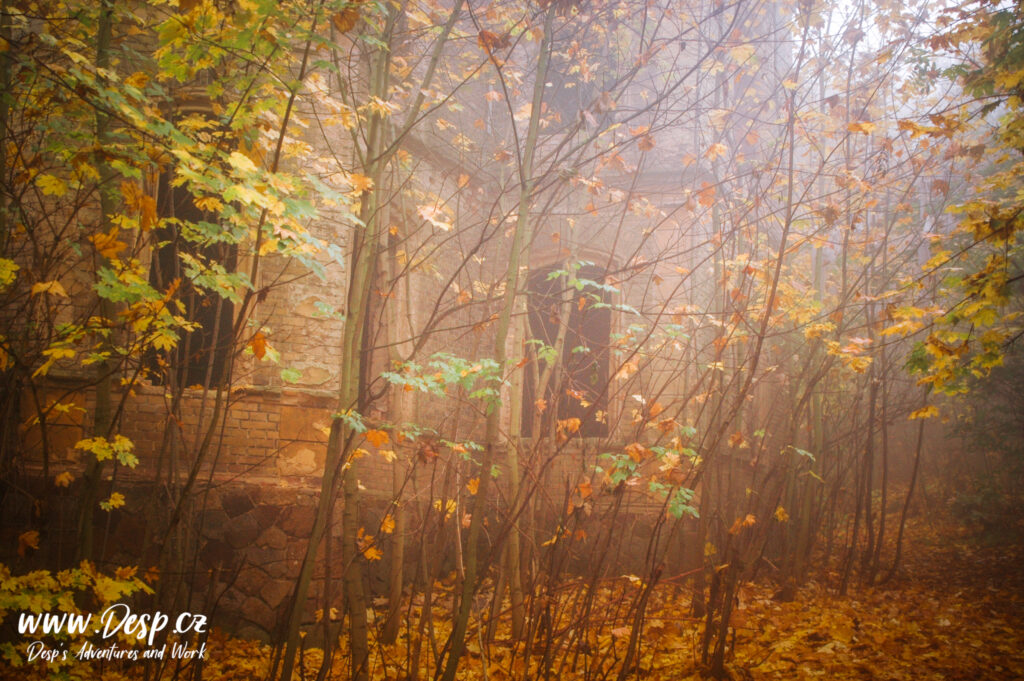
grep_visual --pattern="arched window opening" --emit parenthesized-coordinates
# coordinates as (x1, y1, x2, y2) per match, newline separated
(521, 263, 611, 438)
(147, 170, 236, 388)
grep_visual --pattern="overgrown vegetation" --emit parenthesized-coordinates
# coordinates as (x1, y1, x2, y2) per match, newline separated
(1, 0, 1022, 679)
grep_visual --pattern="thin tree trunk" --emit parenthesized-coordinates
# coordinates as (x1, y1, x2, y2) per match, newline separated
(439, 8, 557, 680)
(78, 0, 117, 562)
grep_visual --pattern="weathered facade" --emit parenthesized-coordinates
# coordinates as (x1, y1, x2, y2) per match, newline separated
(1, 0, 799, 641)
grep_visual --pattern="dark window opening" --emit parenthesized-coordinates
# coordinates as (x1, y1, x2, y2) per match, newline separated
(147, 171, 236, 388)
(522, 264, 610, 438)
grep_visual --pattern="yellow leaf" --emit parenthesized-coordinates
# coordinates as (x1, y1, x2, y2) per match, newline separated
(848, 121, 876, 135)
(774, 506, 789, 523)
(55, 471, 74, 488)
(121, 181, 143, 208)
(124, 71, 149, 89)
(228, 150, 258, 173)
(381, 514, 396, 534)
(729, 44, 756, 63)
(31, 280, 68, 297)
(37, 174, 68, 196)
(908, 405, 939, 420)
(101, 492, 126, 511)
(380, 449, 397, 463)
(466, 478, 479, 495)
(194, 196, 224, 213)
(348, 173, 374, 196)
(0, 258, 19, 287)
(258, 238, 279, 256)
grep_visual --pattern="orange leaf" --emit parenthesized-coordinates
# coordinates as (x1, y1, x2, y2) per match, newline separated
(728, 431, 747, 448)
(697, 182, 715, 207)
(365, 429, 389, 447)
(250, 331, 267, 360)
(331, 7, 360, 33)
(847, 120, 876, 135)
(558, 417, 581, 434)
(18, 530, 39, 556)
(477, 30, 510, 54)
(144, 566, 160, 584)
(626, 442, 648, 462)
(576, 480, 593, 499)
(705, 142, 727, 160)
(348, 173, 374, 196)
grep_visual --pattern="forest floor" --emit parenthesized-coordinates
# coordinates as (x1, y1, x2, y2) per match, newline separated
(726, 512, 1024, 681)
(4, 494, 1024, 681)
(197, 498, 1024, 681)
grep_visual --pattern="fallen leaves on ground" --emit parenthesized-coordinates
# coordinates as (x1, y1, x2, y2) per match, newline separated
(3, 509, 1022, 681)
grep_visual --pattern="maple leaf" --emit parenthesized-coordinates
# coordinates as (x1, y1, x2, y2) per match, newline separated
(847, 120, 876, 135)
(909, 405, 939, 420)
(100, 492, 126, 511)
(249, 331, 267, 359)
(697, 181, 716, 207)
(347, 173, 374, 196)
(331, 6, 361, 34)
(114, 565, 138, 580)
(54, 471, 74, 488)
(31, 281, 68, 298)
(466, 478, 479, 495)
(705, 142, 728, 160)
(381, 514, 396, 534)
(91, 231, 127, 259)
(18, 530, 39, 556)
(576, 480, 593, 499)
(626, 442, 648, 462)
(417, 204, 453, 231)
(364, 429, 389, 447)
(417, 440, 439, 463)
(477, 30, 510, 55)
(36, 174, 67, 196)
(558, 417, 581, 434)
